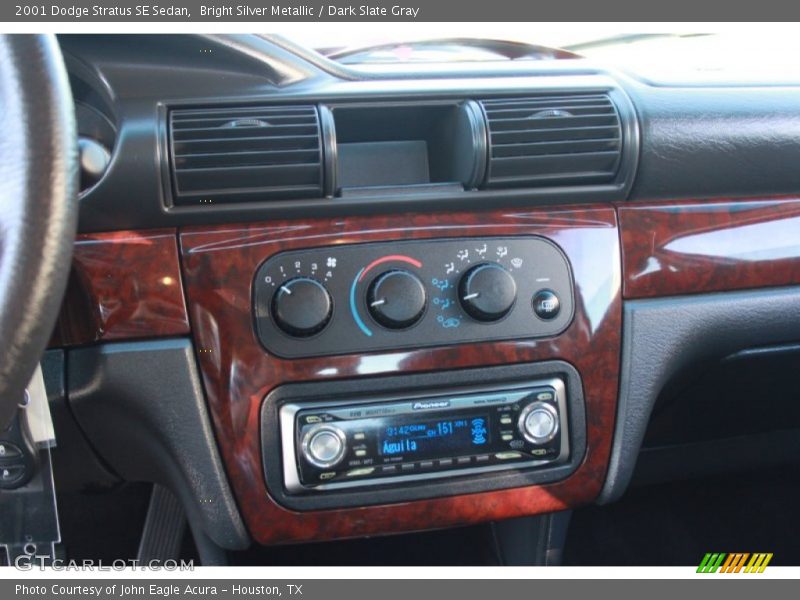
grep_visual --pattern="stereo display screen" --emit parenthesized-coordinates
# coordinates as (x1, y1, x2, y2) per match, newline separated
(378, 414, 490, 458)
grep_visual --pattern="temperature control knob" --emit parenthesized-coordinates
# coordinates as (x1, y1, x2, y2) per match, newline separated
(367, 269, 427, 329)
(301, 425, 347, 469)
(458, 263, 517, 322)
(272, 277, 332, 337)
(518, 402, 559, 445)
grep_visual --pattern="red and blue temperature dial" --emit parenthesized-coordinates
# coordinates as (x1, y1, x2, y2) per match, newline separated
(350, 255, 425, 336)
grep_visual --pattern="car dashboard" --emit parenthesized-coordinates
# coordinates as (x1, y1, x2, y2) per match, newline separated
(40, 33, 800, 553)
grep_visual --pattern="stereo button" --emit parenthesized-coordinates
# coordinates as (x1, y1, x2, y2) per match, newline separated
(518, 402, 559, 445)
(496, 451, 523, 460)
(532, 290, 560, 320)
(301, 425, 347, 469)
(346, 467, 375, 477)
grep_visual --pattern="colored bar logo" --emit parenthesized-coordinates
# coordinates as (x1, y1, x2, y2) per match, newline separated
(697, 552, 773, 573)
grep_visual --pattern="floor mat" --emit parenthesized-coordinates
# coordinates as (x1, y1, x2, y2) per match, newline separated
(56, 483, 152, 562)
(563, 466, 800, 566)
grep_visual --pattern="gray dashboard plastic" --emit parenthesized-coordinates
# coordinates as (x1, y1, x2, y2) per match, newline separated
(66, 339, 249, 550)
(599, 286, 800, 504)
(625, 79, 800, 200)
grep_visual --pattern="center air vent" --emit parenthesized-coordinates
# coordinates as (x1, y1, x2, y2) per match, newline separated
(480, 94, 623, 189)
(168, 105, 324, 205)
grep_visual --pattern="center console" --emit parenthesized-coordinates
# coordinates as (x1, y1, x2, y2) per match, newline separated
(179, 205, 622, 544)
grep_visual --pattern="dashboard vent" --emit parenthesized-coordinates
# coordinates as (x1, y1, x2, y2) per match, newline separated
(480, 94, 623, 188)
(168, 105, 323, 205)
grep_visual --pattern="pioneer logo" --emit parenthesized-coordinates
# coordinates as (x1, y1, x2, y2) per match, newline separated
(412, 400, 451, 410)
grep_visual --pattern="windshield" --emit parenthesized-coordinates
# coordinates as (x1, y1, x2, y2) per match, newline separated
(278, 23, 800, 84)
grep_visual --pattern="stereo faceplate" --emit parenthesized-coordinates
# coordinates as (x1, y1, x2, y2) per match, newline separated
(253, 237, 574, 358)
(280, 378, 568, 493)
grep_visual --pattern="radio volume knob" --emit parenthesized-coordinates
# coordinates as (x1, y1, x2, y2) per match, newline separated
(518, 402, 559, 445)
(458, 263, 517, 321)
(301, 425, 347, 469)
(271, 277, 332, 337)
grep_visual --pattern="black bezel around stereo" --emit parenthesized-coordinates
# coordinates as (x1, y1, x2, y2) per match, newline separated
(261, 361, 586, 511)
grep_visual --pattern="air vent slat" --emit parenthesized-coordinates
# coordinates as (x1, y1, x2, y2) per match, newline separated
(169, 105, 324, 205)
(173, 115, 318, 127)
(172, 106, 314, 119)
(175, 148, 321, 169)
(481, 95, 609, 107)
(175, 164, 321, 193)
(492, 138, 621, 158)
(485, 106, 615, 119)
(492, 125, 620, 145)
(173, 123, 319, 142)
(480, 93, 623, 189)
(173, 135, 320, 155)
(487, 114, 618, 132)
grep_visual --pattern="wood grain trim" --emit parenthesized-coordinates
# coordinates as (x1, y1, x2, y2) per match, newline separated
(50, 229, 190, 347)
(618, 196, 800, 299)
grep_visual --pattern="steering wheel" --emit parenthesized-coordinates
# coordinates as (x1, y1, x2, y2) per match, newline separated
(0, 35, 78, 429)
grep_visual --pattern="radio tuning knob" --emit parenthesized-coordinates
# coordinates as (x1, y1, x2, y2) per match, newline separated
(272, 277, 332, 338)
(518, 402, 559, 445)
(367, 269, 427, 329)
(458, 263, 517, 322)
(301, 425, 347, 469)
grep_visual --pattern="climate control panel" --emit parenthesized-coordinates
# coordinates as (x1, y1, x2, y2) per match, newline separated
(253, 237, 574, 358)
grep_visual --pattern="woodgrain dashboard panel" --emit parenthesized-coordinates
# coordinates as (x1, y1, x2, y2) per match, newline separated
(179, 207, 622, 545)
(618, 196, 800, 299)
(50, 229, 190, 347)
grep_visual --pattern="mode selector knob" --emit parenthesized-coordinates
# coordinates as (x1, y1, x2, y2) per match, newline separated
(367, 269, 427, 329)
(458, 263, 517, 322)
(301, 425, 347, 469)
(272, 277, 332, 338)
(518, 402, 559, 445)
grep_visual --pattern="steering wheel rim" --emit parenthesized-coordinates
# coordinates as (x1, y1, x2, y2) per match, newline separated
(0, 34, 78, 429)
